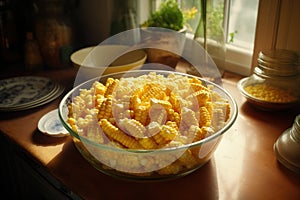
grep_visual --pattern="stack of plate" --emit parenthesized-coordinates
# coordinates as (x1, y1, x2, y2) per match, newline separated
(0, 76, 65, 112)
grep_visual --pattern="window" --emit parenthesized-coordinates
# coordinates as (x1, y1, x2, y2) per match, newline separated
(225, 0, 259, 76)
(226, 0, 259, 50)
(136, 0, 259, 76)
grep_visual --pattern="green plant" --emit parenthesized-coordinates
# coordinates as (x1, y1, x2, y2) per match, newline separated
(141, 0, 196, 31)
(229, 30, 238, 43)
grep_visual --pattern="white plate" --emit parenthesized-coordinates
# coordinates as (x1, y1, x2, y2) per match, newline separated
(38, 109, 69, 137)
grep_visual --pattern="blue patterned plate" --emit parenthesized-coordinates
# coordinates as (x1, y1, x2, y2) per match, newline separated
(0, 76, 64, 111)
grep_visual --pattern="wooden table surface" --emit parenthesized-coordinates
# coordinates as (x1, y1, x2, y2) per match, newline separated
(1, 68, 300, 200)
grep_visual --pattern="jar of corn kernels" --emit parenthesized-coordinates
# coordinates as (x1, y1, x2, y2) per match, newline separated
(244, 49, 300, 104)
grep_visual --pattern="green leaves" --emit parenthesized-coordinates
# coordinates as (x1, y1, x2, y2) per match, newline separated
(142, 0, 184, 31)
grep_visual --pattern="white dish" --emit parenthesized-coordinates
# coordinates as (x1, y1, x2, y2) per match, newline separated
(38, 109, 69, 137)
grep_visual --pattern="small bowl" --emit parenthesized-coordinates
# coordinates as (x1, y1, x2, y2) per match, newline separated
(59, 70, 238, 181)
(237, 77, 300, 111)
(70, 45, 147, 77)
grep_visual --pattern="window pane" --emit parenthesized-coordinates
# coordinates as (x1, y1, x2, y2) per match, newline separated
(227, 0, 259, 50)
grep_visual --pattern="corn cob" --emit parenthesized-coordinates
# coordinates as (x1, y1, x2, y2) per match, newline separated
(181, 107, 199, 127)
(140, 84, 166, 102)
(187, 90, 210, 107)
(189, 76, 203, 85)
(97, 97, 113, 120)
(153, 124, 178, 146)
(211, 108, 225, 131)
(92, 81, 106, 96)
(190, 82, 209, 92)
(150, 98, 172, 110)
(178, 149, 198, 168)
(148, 106, 167, 125)
(133, 105, 149, 125)
(99, 119, 142, 149)
(186, 125, 205, 142)
(104, 78, 119, 97)
(168, 92, 181, 113)
(119, 118, 146, 138)
(138, 137, 158, 149)
(167, 108, 181, 127)
(199, 106, 211, 127)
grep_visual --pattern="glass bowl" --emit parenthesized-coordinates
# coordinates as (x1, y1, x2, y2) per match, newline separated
(59, 70, 238, 181)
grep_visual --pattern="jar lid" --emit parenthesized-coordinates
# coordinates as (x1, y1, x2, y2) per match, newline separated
(257, 58, 299, 75)
(259, 49, 299, 65)
(258, 49, 300, 76)
(254, 67, 300, 78)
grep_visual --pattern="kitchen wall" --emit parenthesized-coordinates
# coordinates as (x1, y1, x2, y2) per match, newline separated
(72, 0, 113, 48)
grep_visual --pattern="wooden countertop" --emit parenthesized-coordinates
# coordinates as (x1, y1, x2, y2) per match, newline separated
(1, 68, 300, 200)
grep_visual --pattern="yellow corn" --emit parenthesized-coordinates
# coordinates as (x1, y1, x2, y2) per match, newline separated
(148, 106, 167, 125)
(99, 119, 142, 149)
(67, 117, 77, 132)
(119, 118, 146, 138)
(147, 121, 162, 137)
(181, 107, 199, 127)
(169, 92, 181, 113)
(211, 108, 225, 131)
(190, 82, 209, 92)
(140, 84, 166, 102)
(68, 72, 234, 176)
(129, 94, 142, 110)
(165, 120, 179, 131)
(104, 78, 119, 97)
(92, 81, 106, 96)
(199, 106, 211, 127)
(97, 97, 113, 120)
(153, 124, 178, 146)
(167, 108, 181, 127)
(133, 105, 149, 125)
(150, 98, 172, 110)
(187, 125, 205, 142)
(189, 76, 203, 85)
(138, 137, 158, 149)
(245, 83, 298, 103)
(187, 90, 210, 107)
(178, 149, 198, 168)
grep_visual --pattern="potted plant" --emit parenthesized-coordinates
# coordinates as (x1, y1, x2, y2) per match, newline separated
(141, 0, 197, 68)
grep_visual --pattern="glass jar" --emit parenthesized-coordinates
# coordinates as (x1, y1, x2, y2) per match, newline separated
(34, 0, 73, 69)
(245, 49, 300, 104)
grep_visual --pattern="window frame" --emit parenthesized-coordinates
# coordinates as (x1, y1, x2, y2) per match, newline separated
(251, 0, 283, 72)
(137, 0, 264, 76)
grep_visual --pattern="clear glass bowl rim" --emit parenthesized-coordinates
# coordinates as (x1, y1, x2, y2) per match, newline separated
(59, 70, 238, 153)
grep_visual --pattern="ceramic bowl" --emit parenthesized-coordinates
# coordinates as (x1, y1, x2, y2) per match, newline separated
(70, 45, 147, 78)
(237, 77, 300, 111)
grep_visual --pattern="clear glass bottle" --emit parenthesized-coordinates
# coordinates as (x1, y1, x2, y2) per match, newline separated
(34, 0, 73, 69)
